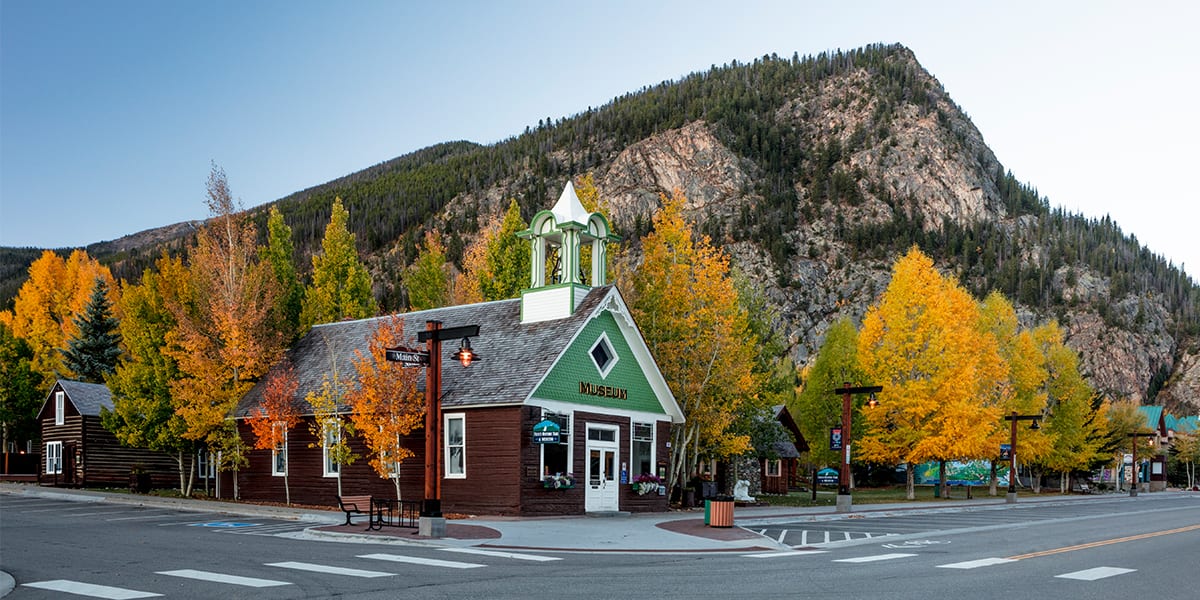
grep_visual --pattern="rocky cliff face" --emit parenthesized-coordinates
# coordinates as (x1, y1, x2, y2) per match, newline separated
(534, 58, 1196, 414)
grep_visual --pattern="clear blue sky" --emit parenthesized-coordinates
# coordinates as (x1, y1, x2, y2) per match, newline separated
(2, 1, 1197, 277)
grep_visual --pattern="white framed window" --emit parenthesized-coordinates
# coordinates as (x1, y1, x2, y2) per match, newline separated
(54, 391, 65, 426)
(766, 459, 782, 478)
(272, 424, 287, 477)
(540, 411, 571, 478)
(588, 332, 619, 378)
(45, 441, 62, 474)
(197, 450, 216, 479)
(322, 423, 341, 477)
(444, 413, 465, 478)
(631, 422, 655, 477)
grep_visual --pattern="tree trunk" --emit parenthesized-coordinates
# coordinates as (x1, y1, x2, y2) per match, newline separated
(1031, 467, 1042, 493)
(988, 461, 998, 496)
(176, 452, 186, 496)
(938, 460, 948, 498)
(905, 463, 915, 500)
(285, 474, 291, 506)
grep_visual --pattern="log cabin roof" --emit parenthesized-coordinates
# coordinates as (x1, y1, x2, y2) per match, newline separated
(37, 379, 114, 419)
(236, 285, 618, 418)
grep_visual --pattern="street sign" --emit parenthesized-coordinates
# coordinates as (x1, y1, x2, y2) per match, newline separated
(999, 444, 1012, 461)
(385, 347, 429, 367)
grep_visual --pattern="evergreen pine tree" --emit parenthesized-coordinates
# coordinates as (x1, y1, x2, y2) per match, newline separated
(61, 278, 121, 382)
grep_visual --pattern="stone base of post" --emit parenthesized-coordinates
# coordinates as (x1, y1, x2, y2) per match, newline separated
(1005, 491, 1017, 504)
(836, 493, 853, 513)
(419, 516, 446, 537)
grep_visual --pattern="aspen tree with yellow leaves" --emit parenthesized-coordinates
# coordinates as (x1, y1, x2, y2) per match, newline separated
(857, 247, 1003, 499)
(619, 189, 757, 494)
(165, 165, 284, 459)
(978, 291, 1050, 495)
(0, 249, 118, 380)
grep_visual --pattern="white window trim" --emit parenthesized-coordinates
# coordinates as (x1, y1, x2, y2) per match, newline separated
(444, 412, 466, 479)
(197, 450, 216, 479)
(539, 410, 573, 478)
(54, 391, 65, 426)
(272, 425, 287, 477)
(630, 421, 655, 477)
(322, 423, 341, 478)
(45, 441, 62, 474)
(588, 332, 619, 378)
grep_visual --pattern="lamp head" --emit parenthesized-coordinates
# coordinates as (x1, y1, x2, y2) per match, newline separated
(1029, 419, 1041, 431)
(454, 337, 479, 368)
(866, 392, 878, 409)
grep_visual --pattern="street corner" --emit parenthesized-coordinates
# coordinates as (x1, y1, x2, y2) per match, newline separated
(656, 517, 777, 548)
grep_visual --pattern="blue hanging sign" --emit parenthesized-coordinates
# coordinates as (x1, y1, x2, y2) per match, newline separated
(532, 419, 561, 444)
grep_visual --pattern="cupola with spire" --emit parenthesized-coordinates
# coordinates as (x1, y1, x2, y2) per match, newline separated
(517, 181, 619, 324)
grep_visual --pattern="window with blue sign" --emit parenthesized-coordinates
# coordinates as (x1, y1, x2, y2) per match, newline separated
(541, 412, 570, 477)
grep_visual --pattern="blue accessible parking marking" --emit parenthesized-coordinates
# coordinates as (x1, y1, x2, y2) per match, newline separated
(191, 521, 258, 528)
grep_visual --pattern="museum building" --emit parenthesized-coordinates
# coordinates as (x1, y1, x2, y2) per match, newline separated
(233, 182, 683, 515)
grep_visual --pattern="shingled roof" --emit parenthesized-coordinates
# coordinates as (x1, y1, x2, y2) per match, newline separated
(237, 285, 622, 418)
(37, 379, 114, 418)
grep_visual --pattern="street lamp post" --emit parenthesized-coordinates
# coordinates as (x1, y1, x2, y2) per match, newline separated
(386, 320, 479, 538)
(831, 382, 882, 513)
(1003, 412, 1041, 504)
(1127, 431, 1157, 497)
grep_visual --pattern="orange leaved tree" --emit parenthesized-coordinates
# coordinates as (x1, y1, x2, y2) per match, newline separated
(347, 315, 423, 500)
(247, 363, 302, 505)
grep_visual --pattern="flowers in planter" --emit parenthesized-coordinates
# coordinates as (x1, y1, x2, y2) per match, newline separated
(633, 473, 663, 495)
(543, 473, 576, 489)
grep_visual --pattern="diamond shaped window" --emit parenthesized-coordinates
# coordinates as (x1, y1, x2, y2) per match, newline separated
(589, 333, 618, 377)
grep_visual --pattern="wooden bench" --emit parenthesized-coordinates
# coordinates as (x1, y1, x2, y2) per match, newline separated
(1077, 483, 1093, 495)
(337, 495, 372, 526)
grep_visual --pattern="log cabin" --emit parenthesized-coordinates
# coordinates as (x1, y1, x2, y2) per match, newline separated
(37, 379, 177, 488)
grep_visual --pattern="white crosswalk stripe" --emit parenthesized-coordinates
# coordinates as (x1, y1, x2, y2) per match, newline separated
(833, 553, 918, 563)
(937, 558, 1016, 569)
(360, 553, 486, 569)
(266, 561, 395, 578)
(742, 550, 829, 559)
(1055, 566, 1136, 581)
(157, 569, 291, 587)
(440, 547, 561, 562)
(23, 580, 162, 599)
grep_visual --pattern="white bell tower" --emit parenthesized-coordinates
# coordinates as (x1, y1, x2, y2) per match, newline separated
(517, 181, 618, 324)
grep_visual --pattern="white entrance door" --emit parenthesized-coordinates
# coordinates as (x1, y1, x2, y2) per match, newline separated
(585, 425, 619, 512)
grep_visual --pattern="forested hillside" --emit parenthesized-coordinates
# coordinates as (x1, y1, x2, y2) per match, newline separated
(3, 43, 1197, 411)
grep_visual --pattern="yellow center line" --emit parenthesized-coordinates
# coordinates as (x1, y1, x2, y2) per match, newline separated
(1007, 523, 1200, 560)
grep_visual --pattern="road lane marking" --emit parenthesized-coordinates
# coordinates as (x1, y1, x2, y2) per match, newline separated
(743, 550, 829, 558)
(937, 558, 1016, 569)
(777, 529, 788, 543)
(106, 513, 179, 521)
(1007, 523, 1200, 560)
(1055, 567, 1136, 581)
(833, 553, 917, 563)
(359, 553, 485, 569)
(58, 510, 140, 518)
(23, 580, 162, 599)
(157, 569, 291, 587)
(440, 548, 561, 562)
(266, 562, 394, 578)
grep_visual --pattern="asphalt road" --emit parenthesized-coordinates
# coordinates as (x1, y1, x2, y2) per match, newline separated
(3, 493, 1198, 599)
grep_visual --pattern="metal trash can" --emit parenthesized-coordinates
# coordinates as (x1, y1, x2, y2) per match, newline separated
(705, 496, 734, 528)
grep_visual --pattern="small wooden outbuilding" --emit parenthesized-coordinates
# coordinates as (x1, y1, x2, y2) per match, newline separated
(37, 379, 176, 488)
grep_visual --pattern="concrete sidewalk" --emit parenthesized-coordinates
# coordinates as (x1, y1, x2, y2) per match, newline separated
(2, 482, 1174, 555)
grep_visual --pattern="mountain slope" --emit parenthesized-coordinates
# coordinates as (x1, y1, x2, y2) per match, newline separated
(3, 44, 1197, 412)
